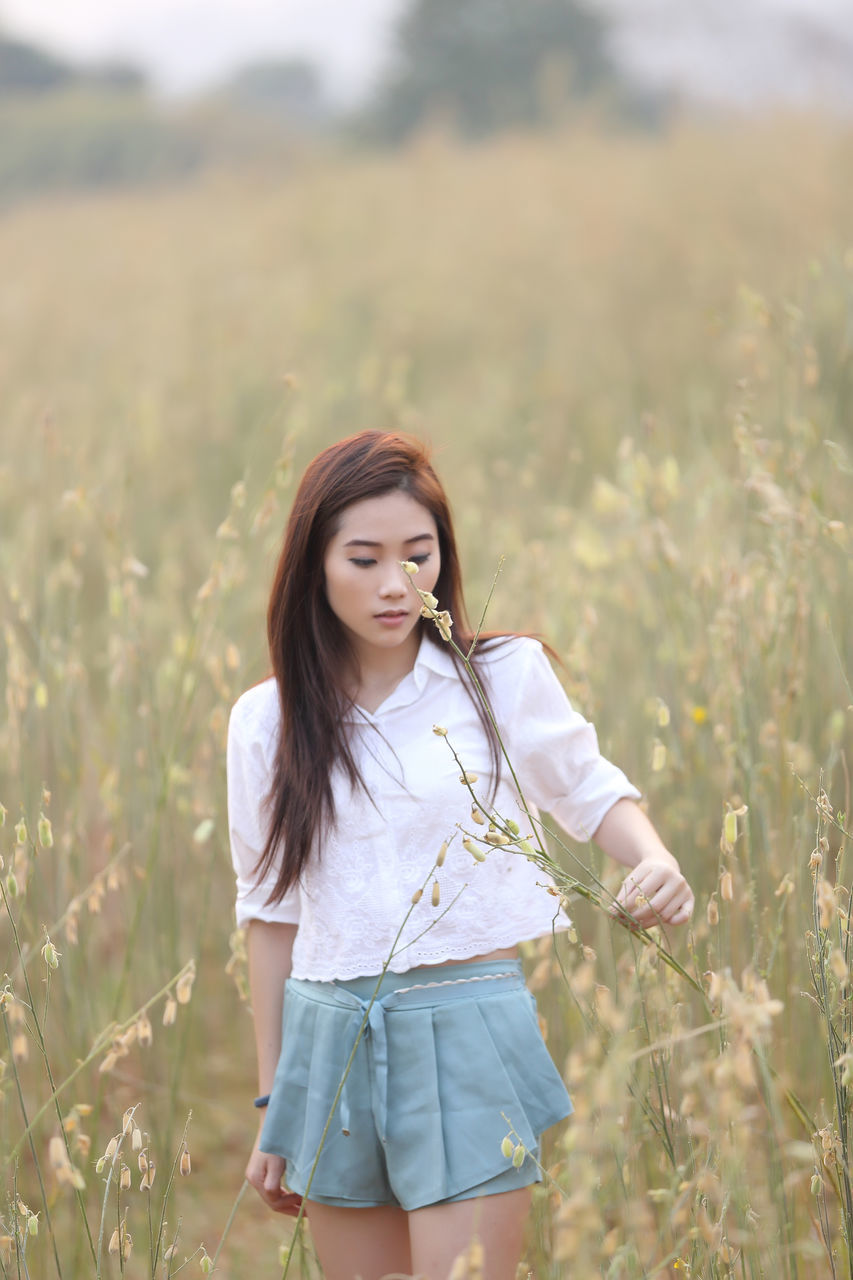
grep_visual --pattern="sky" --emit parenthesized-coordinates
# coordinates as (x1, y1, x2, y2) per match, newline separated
(1, 0, 853, 108)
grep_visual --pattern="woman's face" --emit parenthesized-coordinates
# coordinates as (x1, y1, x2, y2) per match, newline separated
(323, 490, 441, 670)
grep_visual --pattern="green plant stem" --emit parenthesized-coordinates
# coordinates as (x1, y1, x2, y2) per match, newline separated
(0, 879, 97, 1268)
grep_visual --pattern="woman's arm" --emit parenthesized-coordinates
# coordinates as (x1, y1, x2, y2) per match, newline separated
(592, 798, 694, 927)
(245, 919, 303, 1215)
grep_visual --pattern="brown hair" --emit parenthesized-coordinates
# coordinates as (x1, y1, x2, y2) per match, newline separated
(257, 429, 504, 903)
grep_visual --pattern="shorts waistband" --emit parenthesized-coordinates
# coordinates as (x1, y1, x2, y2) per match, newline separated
(287, 960, 524, 1015)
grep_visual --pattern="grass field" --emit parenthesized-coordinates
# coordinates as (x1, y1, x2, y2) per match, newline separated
(1, 114, 852, 1277)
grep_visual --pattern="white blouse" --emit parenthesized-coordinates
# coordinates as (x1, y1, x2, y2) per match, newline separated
(227, 634, 640, 981)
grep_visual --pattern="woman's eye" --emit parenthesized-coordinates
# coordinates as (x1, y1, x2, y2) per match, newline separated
(409, 554, 431, 566)
(349, 558, 376, 568)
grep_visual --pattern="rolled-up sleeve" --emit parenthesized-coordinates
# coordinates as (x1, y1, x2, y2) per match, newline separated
(506, 641, 641, 841)
(227, 694, 301, 928)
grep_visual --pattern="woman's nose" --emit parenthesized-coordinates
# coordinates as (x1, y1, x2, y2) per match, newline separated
(378, 568, 407, 598)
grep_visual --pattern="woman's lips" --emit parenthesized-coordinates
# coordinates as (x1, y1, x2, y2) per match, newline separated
(375, 610, 408, 627)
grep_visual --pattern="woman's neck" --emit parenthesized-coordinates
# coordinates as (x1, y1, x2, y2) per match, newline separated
(348, 634, 421, 712)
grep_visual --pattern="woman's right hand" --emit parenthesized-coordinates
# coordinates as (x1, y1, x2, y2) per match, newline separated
(246, 1128, 304, 1216)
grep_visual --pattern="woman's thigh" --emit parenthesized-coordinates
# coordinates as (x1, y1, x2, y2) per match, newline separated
(305, 1201, 411, 1280)
(408, 1186, 531, 1280)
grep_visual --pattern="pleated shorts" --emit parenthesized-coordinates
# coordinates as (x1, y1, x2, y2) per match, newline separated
(260, 958, 572, 1211)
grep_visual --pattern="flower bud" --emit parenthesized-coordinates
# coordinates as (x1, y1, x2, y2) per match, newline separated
(432, 725, 447, 736)
(200, 1251, 213, 1273)
(105, 1136, 119, 1161)
(175, 964, 195, 1005)
(436, 841, 448, 867)
(707, 896, 719, 927)
(42, 937, 60, 970)
(719, 870, 733, 902)
(459, 773, 478, 785)
(435, 610, 453, 641)
(511, 1144, 526, 1168)
(724, 811, 738, 846)
(37, 814, 53, 849)
(506, 819, 520, 836)
(109, 1227, 121, 1255)
(431, 882, 441, 908)
(163, 997, 178, 1026)
(136, 1013, 153, 1047)
(463, 838, 486, 863)
(26, 1213, 38, 1238)
(400, 561, 419, 576)
(500, 1136, 514, 1159)
(471, 806, 485, 826)
(120, 1164, 131, 1191)
(411, 888, 423, 905)
(180, 1147, 192, 1176)
(15, 819, 27, 846)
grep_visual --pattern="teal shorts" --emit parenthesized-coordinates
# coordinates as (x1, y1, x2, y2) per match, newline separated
(260, 959, 572, 1211)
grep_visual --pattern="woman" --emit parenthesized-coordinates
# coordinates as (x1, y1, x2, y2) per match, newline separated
(227, 430, 694, 1280)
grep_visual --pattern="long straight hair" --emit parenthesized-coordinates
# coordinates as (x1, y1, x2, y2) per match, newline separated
(256, 430, 504, 904)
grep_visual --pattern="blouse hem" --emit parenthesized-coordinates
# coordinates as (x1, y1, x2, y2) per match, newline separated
(289, 918, 573, 982)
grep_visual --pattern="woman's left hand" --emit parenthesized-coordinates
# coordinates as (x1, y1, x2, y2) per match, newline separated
(611, 857, 694, 929)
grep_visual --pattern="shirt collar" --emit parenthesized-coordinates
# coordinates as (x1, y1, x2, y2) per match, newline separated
(411, 630, 458, 690)
(342, 630, 458, 723)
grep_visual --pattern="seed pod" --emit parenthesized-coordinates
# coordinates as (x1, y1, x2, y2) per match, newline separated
(511, 1144, 526, 1169)
(132, 1127, 143, 1151)
(163, 997, 178, 1026)
(42, 937, 59, 970)
(26, 1214, 38, 1238)
(109, 1227, 120, 1255)
(432, 724, 448, 736)
(105, 1136, 119, 1161)
(436, 841, 448, 867)
(500, 1136, 514, 1159)
(37, 815, 53, 849)
(471, 806, 485, 826)
(136, 1013, 153, 1047)
(400, 560, 419, 576)
(506, 819, 520, 836)
(719, 870, 733, 901)
(432, 882, 441, 908)
(707, 896, 719, 927)
(724, 811, 738, 846)
(459, 772, 479, 785)
(180, 1147, 192, 1177)
(411, 888, 423, 905)
(463, 839, 486, 863)
(120, 1164, 131, 1191)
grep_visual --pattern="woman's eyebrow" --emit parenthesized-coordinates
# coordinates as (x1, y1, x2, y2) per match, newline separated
(342, 533, 435, 548)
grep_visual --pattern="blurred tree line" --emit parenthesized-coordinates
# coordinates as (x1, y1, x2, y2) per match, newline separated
(0, 0, 666, 201)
